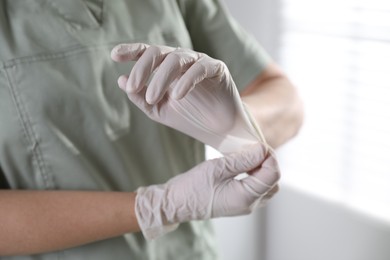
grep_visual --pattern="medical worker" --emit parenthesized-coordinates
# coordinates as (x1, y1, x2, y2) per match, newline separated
(0, 0, 303, 259)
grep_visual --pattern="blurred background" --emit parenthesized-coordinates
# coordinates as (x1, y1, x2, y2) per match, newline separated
(210, 0, 390, 259)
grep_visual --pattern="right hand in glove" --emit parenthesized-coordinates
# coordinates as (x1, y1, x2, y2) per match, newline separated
(111, 43, 266, 154)
(135, 144, 280, 240)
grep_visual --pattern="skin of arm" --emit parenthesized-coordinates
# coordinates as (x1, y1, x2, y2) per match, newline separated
(241, 62, 304, 148)
(0, 190, 140, 256)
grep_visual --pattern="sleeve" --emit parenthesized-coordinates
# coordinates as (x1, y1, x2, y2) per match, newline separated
(176, 0, 272, 91)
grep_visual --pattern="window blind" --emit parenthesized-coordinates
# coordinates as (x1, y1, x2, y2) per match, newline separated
(278, 0, 390, 222)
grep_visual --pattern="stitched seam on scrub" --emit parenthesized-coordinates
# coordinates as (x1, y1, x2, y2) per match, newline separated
(2, 44, 110, 68)
(1, 36, 180, 68)
(4, 66, 54, 189)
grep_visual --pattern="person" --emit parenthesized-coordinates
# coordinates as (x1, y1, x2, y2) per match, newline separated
(0, 0, 303, 259)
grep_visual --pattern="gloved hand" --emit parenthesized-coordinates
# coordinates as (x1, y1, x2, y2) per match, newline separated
(135, 144, 280, 240)
(111, 43, 266, 154)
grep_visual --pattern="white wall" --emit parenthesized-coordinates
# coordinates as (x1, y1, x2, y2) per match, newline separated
(222, 0, 282, 59)
(265, 185, 390, 260)
(214, 1, 390, 260)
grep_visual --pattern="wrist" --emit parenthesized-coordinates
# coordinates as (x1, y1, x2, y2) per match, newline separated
(135, 185, 180, 240)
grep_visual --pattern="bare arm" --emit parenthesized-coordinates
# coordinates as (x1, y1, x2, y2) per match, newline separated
(241, 62, 304, 148)
(0, 190, 140, 256)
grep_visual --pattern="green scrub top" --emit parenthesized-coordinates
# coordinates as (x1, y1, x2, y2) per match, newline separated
(0, 0, 270, 259)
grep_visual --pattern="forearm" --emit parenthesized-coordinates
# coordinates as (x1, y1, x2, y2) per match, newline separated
(0, 190, 139, 256)
(241, 65, 304, 148)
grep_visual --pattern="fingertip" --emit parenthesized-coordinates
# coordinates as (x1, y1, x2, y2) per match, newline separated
(241, 143, 267, 163)
(126, 78, 142, 94)
(119, 75, 144, 94)
(262, 154, 281, 181)
(145, 91, 158, 105)
(145, 80, 169, 105)
(117, 75, 128, 91)
(249, 154, 281, 187)
(223, 143, 270, 176)
(223, 144, 262, 174)
(110, 43, 149, 62)
(111, 45, 127, 62)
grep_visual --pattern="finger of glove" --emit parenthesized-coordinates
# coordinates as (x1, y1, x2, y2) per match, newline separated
(146, 50, 199, 104)
(128, 45, 175, 94)
(172, 56, 226, 100)
(220, 144, 268, 179)
(250, 184, 280, 210)
(263, 184, 279, 200)
(252, 150, 280, 185)
(126, 85, 153, 115)
(242, 153, 280, 196)
(111, 43, 150, 62)
(117, 75, 128, 91)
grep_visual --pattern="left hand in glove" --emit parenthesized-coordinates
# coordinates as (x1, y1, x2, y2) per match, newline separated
(135, 144, 280, 240)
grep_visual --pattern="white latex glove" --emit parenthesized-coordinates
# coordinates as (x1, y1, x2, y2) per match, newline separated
(111, 43, 266, 154)
(135, 144, 280, 240)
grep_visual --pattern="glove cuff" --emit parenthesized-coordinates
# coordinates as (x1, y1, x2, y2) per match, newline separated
(241, 102, 267, 145)
(135, 185, 179, 240)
